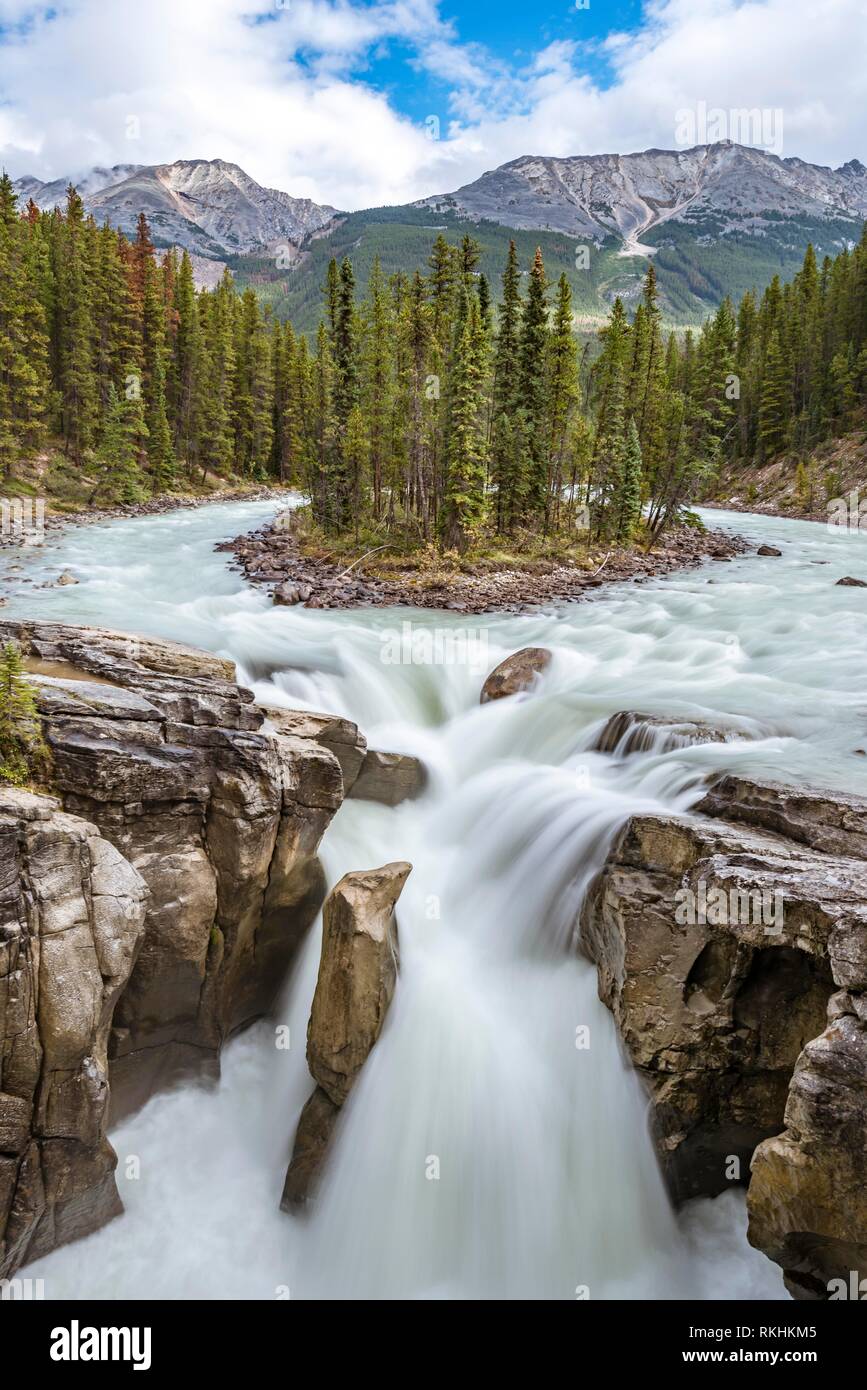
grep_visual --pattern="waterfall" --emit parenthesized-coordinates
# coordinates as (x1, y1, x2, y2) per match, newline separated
(11, 497, 867, 1300)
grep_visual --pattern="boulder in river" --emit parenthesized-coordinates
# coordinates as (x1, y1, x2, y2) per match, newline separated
(836, 576, 867, 587)
(480, 647, 552, 703)
(282, 861, 411, 1208)
(592, 710, 741, 756)
(757, 545, 782, 556)
(307, 862, 411, 1105)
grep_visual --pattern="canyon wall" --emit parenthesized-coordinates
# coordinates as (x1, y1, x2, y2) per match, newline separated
(580, 755, 867, 1299)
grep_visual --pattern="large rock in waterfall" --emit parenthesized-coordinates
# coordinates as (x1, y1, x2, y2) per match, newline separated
(579, 773, 867, 1297)
(480, 647, 551, 703)
(0, 619, 345, 1122)
(282, 861, 411, 1208)
(348, 749, 427, 806)
(0, 787, 148, 1279)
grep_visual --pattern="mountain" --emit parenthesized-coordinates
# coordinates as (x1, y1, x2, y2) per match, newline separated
(237, 142, 867, 332)
(13, 143, 867, 330)
(416, 142, 867, 248)
(13, 158, 338, 257)
(15, 163, 144, 209)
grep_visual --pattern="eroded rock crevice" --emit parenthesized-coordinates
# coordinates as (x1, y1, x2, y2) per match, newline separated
(580, 759, 867, 1298)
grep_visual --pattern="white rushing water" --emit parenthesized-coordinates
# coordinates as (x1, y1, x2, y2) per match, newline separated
(10, 499, 867, 1300)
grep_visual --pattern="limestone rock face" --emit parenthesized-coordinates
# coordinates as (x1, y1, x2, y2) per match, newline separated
(696, 776, 867, 861)
(748, 992, 867, 1299)
(0, 787, 148, 1279)
(480, 647, 551, 703)
(282, 861, 411, 1208)
(0, 620, 345, 1121)
(262, 706, 367, 793)
(348, 749, 427, 806)
(581, 773, 867, 1297)
(579, 809, 845, 1201)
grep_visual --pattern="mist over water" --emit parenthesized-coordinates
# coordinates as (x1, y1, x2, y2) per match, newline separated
(12, 499, 867, 1299)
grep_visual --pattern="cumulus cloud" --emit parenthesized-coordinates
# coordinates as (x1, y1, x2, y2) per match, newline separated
(0, 0, 863, 209)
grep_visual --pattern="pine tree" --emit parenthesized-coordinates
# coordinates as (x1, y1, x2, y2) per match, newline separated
(545, 274, 579, 529)
(361, 256, 392, 519)
(516, 247, 549, 518)
(195, 276, 235, 485)
(172, 250, 199, 473)
(141, 250, 174, 490)
(441, 295, 488, 552)
(398, 270, 434, 536)
(89, 378, 148, 503)
(588, 296, 630, 536)
(310, 321, 337, 529)
(0, 175, 49, 475)
(758, 329, 790, 459)
(233, 288, 274, 477)
(490, 240, 523, 531)
(329, 258, 359, 527)
(56, 186, 97, 463)
(614, 418, 643, 541)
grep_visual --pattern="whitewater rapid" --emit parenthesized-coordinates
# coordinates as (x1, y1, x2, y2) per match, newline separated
(9, 498, 867, 1300)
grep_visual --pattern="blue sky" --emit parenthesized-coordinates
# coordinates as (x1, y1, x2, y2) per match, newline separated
(0, 0, 864, 208)
(362, 0, 645, 121)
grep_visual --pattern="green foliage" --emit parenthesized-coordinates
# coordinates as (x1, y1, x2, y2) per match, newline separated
(4, 171, 866, 555)
(0, 643, 48, 786)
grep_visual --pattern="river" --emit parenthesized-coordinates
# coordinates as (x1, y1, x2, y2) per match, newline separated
(8, 498, 867, 1300)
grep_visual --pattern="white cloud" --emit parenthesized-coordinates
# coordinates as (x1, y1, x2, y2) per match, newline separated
(0, 0, 864, 209)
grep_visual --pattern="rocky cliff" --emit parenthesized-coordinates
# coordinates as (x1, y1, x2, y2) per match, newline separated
(580, 753, 867, 1298)
(0, 787, 148, 1278)
(0, 619, 359, 1122)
